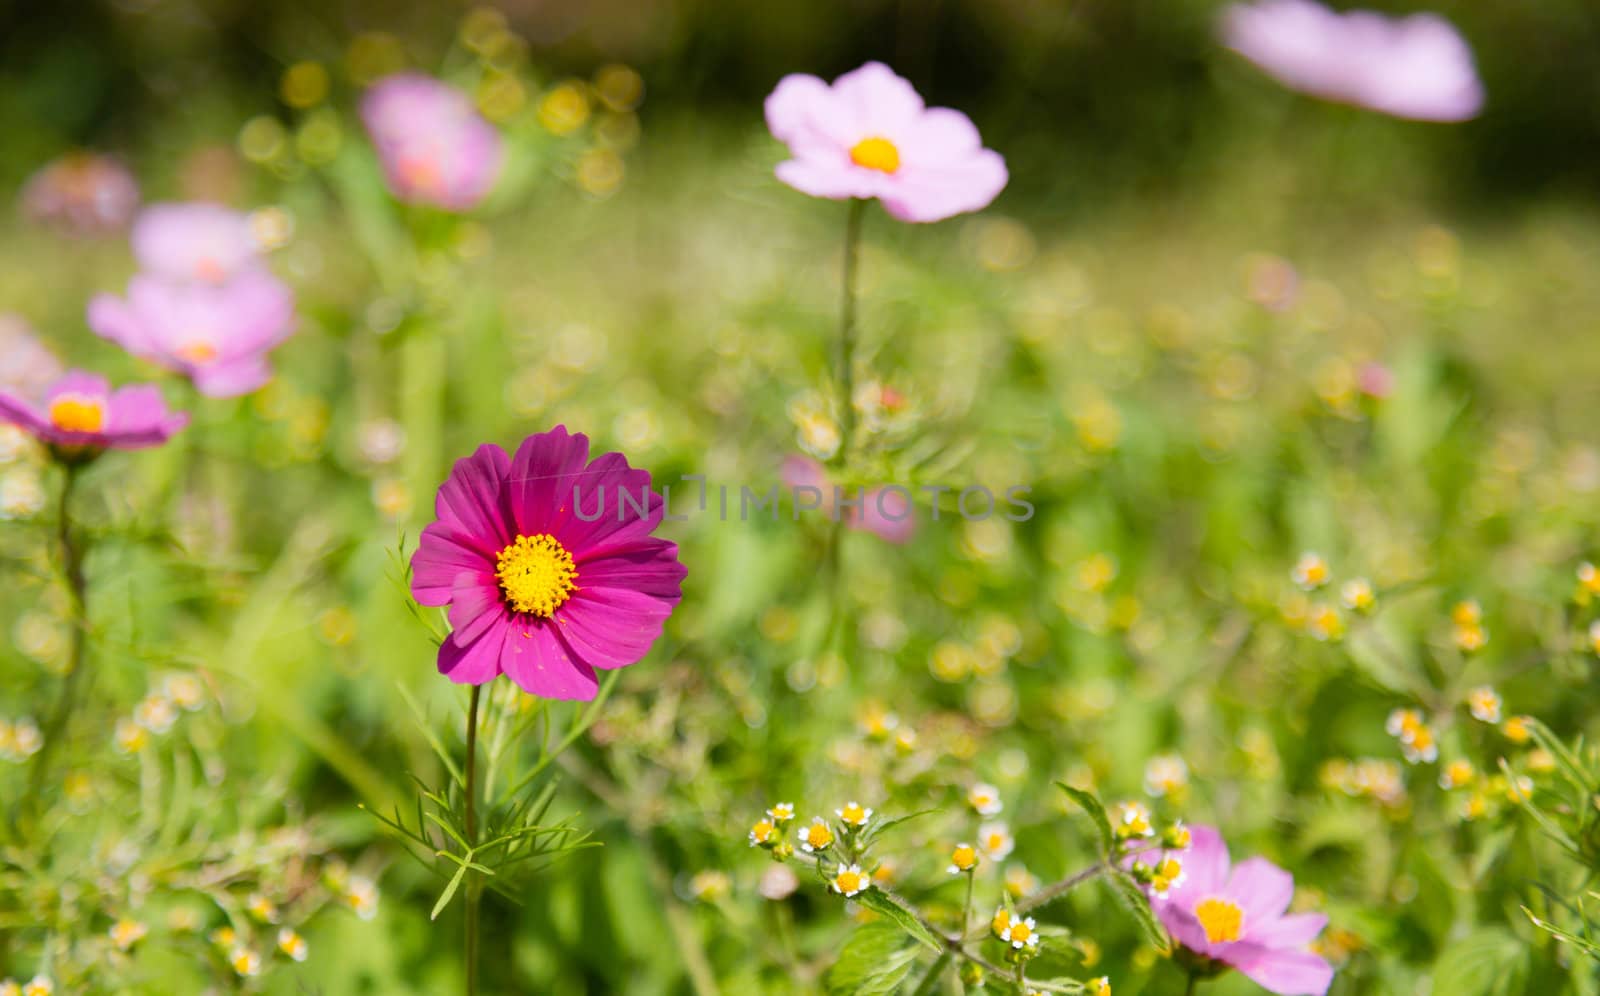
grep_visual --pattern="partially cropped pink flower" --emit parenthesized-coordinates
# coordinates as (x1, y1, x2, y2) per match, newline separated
(87, 273, 296, 398)
(410, 427, 686, 700)
(1221, 0, 1483, 122)
(20, 153, 139, 235)
(0, 316, 63, 401)
(362, 73, 504, 212)
(781, 456, 915, 544)
(765, 62, 1007, 223)
(1131, 826, 1333, 995)
(0, 370, 187, 457)
(131, 203, 262, 284)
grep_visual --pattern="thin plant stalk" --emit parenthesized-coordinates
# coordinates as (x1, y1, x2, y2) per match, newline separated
(464, 684, 483, 996)
(835, 197, 865, 466)
(27, 462, 89, 804)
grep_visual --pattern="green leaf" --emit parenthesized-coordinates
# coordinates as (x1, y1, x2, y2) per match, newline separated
(1431, 927, 1530, 995)
(1526, 717, 1594, 799)
(1056, 782, 1114, 854)
(861, 808, 937, 849)
(1105, 871, 1169, 953)
(855, 888, 944, 952)
(1499, 758, 1581, 856)
(1524, 907, 1600, 961)
(825, 922, 922, 995)
(430, 862, 470, 921)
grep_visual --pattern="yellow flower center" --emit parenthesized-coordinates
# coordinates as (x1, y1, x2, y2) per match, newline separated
(992, 909, 1011, 936)
(849, 136, 900, 174)
(751, 819, 774, 842)
(48, 395, 106, 433)
(951, 844, 977, 870)
(177, 340, 220, 365)
(841, 803, 867, 823)
(1008, 921, 1033, 943)
(495, 534, 578, 617)
(803, 823, 833, 848)
(835, 870, 864, 894)
(1157, 857, 1183, 880)
(985, 832, 1007, 850)
(1194, 897, 1244, 944)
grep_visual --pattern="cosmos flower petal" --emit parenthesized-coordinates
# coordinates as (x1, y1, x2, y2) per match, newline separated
(880, 151, 1009, 223)
(773, 159, 879, 201)
(1229, 857, 1296, 920)
(831, 61, 925, 135)
(411, 522, 494, 605)
(1178, 825, 1232, 893)
(556, 452, 663, 554)
(106, 386, 191, 447)
(574, 541, 687, 599)
(1249, 912, 1329, 949)
(438, 620, 509, 685)
(447, 574, 508, 647)
(509, 425, 591, 536)
(433, 443, 514, 554)
(500, 621, 599, 700)
(556, 586, 675, 670)
(0, 391, 52, 435)
(765, 74, 856, 154)
(1234, 945, 1335, 996)
(190, 357, 273, 398)
(87, 293, 155, 355)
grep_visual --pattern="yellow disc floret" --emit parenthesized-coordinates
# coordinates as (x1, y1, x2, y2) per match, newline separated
(47, 395, 106, 434)
(849, 137, 900, 174)
(1194, 897, 1245, 944)
(495, 533, 578, 617)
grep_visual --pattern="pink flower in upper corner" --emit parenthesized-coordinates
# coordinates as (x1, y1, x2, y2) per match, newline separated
(0, 370, 188, 457)
(131, 203, 263, 284)
(781, 456, 915, 544)
(410, 427, 686, 700)
(20, 153, 140, 235)
(765, 61, 1007, 223)
(1131, 825, 1333, 995)
(0, 316, 64, 402)
(1221, 0, 1483, 122)
(87, 272, 296, 398)
(362, 73, 505, 212)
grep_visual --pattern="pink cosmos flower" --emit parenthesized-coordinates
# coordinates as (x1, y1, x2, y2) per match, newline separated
(87, 272, 296, 398)
(1133, 826, 1333, 995)
(410, 427, 686, 700)
(20, 153, 140, 235)
(131, 203, 262, 284)
(0, 370, 188, 456)
(781, 456, 915, 544)
(0, 316, 63, 401)
(764, 61, 1007, 223)
(362, 73, 505, 212)
(1221, 0, 1483, 122)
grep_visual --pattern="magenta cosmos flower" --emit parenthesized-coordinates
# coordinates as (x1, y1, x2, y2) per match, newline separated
(1135, 826, 1333, 995)
(362, 73, 505, 212)
(410, 427, 686, 700)
(781, 456, 914, 544)
(131, 203, 263, 284)
(1221, 0, 1483, 122)
(764, 61, 1007, 223)
(88, 272, 296, 398)
(0, 370, 187, 457)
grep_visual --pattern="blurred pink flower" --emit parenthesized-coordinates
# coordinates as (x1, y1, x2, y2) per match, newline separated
(1221, 0, 1483, 121)
(87, 272, 296, 398)
(0, 316, 63, 401)
(362, 73, 505, 212)
(1132, 826, 1334, 995)
(781, 455, 915, 544)
(410, 427, 685, 700)
(1358, 361, 1394, 399)
(132, 203, 262, 284)
(765, 61, 1007, 223)
(20, 153, 139, 234)
(0, 370, 187, 457)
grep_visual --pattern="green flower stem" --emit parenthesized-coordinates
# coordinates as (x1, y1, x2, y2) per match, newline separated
(835, 196, 865, 467)
(464, 684, 483, 996)
(26, 463, 89, 807)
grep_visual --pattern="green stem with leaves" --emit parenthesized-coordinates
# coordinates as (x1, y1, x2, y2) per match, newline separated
(464, 684, 482, 996)
(27, 462, 89, 805)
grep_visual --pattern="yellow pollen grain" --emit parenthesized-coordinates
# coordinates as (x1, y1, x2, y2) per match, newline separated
(48, 396, 106, 433)
(495, 533, 578, 617)
(850, 136, 900, 174)
(1195, 897, 1244, 944)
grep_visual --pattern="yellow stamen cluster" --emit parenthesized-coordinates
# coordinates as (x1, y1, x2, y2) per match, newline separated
(948, 843, 979, 874)
(277, 927, 308, 962)
(1467, 686, 1502, 724)
(1091, 977, 1112, 996)
(799, 818, 834, 853)
(495, 534, 578, 617)
(830, 863, 870, 897)
(1502, 715, 1532, 744)
(230, 947, 261, 978)
(978, 822, 1014, 860)
(1386, 709, 1438, 764)
(1576, 562, 1600, 605)
(47, 394, 106, 434)
(1194, 897, 1245, 944)
(748, 818, 777, 848)
(1340, 578, 1376, 613)
(835, 801, 873, 828)
(1149, 857, 1185, 897)
(998, 912, 1039, 951)
(1438, 759, 1475, 790)
(109, 918, 147, 951)
(1143, 754, 1189, 798)
(849, 136, 900, 174)
(1291, 552, 1330, 591)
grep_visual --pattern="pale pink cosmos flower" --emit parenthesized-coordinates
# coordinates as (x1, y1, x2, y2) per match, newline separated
(20, 153, 140, 235)
(0, 316, 63, 402)
(781, 456, 915, 544)
(87, 272, 296, 398)
(1131, 826, 1334, 995)
(1221, 0, 1483, 122)
(765, 62, 1007, 223)
(362, 73, 505, 212)
(131, 203, 263, 284)
(0, 370, 188, 457)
